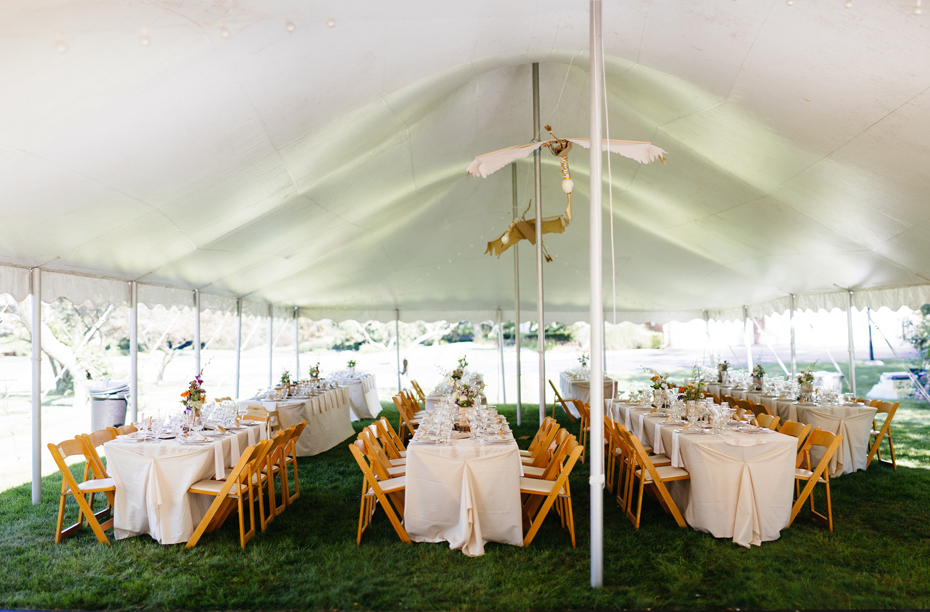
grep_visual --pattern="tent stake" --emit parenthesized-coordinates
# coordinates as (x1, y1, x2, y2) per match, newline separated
(512, 162, 522, 424)
(588, 0, 605, 588)
(31, 267, 41, 504)
(130, 281, 138, 422)
(532, 62, 546, 426)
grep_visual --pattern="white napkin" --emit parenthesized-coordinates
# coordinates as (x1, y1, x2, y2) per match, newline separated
(213, 441, 225, 480)
(653, 422, 665, 455)
(671, 431, 684, 468)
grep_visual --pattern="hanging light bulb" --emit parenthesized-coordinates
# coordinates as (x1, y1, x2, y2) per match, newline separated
(140, 27, 151, 46)
(219, 22, 231, 38)
(286, 21, 296, 32)
(844, 0, 852, 7)
(559, 157, 574, 194)
(55, 32, 68, 53)
(916, 0, 923, 15)
(786, 0, 794, 5)
(501, 233, 509, 245)
(326, 18, 336, 28)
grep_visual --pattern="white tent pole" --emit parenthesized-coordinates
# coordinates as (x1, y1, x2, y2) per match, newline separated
(194, 290, 201, 375)
(31, 267, 42, 504)
(532, 62, 546, 426)
(847, 290, 857, 396)
(743, 305, 753, 371)
(498, 307, 506, 403)
(790, 294, 797, 377)
(512, 162, 522, 424)
(130, 281, 138, 422)
(268, 305, 273, 388)
(395, 309, 402, 392)
(235, 299, 242, 400)
(588, 0, 605, 588)
(294, 307, 300, 377)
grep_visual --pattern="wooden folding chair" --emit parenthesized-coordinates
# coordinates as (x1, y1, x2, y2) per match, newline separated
(282, 420, 307, 506)
(48, 438, 115, 545)
(519, 436, 584, 547)
(410, 380, 427, 403)
(754, 413, 781, 431)
(572, 399, 590, 463)
(349, 440, 409, 545)
(107, 423, 138, 436)
(778, 419, 813, 460)
(402, 389, 424, 415)
(369, 422, 406, 465)
(80, 428, 116, 483)
(523, 428, 571, 478)
(359, 430, 406, 478)
(186, 441, 265, 549)
(521, 419, 561, 468)
(868, 401, 899, 470)
(548, 380, 577, 422)
(241, 404, 282, 437)
(377, 417, 407, 458)
(711, 393, 721, 404)
(264, 426, 296, 516)
(604, 417, 619, 493)
(790, 428, 843, 531)
(622, 428, 690, 529)
(520, 417, 556, 459)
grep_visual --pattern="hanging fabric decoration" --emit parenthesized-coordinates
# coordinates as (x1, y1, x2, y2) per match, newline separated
(467, 125, 667, 261)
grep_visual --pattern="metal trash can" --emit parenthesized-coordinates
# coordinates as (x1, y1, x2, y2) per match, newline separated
(88, 379, 129, 431)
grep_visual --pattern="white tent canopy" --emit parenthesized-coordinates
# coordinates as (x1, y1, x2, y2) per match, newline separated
(3, 1, 930, 323)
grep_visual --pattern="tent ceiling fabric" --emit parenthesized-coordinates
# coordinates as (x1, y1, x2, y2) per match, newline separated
(3, 1, 930, 324)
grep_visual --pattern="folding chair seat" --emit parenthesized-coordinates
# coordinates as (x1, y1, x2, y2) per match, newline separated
(48, 438, 116, 545)
(349, 440, 409, 545)
(548, 379, 577, 422)
(621, 428, 690, 529)
(868, 401, 899, 470)
(519, 436, 584, 547)
(187, 441, 267, 548)
(790, 428, 843, 531)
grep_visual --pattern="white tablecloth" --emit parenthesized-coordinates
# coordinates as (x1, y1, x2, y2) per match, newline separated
(105, 423, 266, 545)
(559, 371, 616, 417)
(404, 436, 523, 557)
(331, 374, 381, 420)
(788, 404, 877, 476)
(609, 401, 795, 548)
(239, 386, 356, 456)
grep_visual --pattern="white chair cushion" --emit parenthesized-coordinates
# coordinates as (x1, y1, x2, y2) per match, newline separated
(519, 477, 566, 496)
(648, 453, 671, 465)
(523, 465, 546, 478)
(636, 465, 689, 482)
(371, 475, 406, 494)
(387, 465, 406, 477)
(389, 458, 406, 466)
(76, 478, 115, 493)
(189, 479, 249, 495)
(519, 449, 533, 456)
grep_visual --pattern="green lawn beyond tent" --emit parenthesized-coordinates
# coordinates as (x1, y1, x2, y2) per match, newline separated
(2, 363, 930, 610)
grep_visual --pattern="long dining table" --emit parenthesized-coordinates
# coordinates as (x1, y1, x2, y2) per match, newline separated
(609, 401, 796, 548)
(560, 371, 616, 418)
(403, 423, 523, 557)
(105, 422, 267, 545)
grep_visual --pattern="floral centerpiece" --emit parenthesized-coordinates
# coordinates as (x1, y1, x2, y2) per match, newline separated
(453, 382, 484, 408)
(450, 356, 467, 382)
(280, 369, 291, 386)
(751, 361, 765, 390)
(681, 381, 705, 402)
(717, 359, 729, 382)
(797, 361, 817, 400)
(578, 352, 589, 369)
(347, 360, 356, 368)
(309, 363, 320, 378)
(643, 367, 669, 390)
(181, 369, 206, 416)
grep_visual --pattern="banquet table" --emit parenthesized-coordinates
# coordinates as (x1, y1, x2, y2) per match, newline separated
(560, 371, 616, 418)
(330, 373, 381, 420)
(105, 423, 266, 545)
(239, 386, 355, 456)
(404, 431, 523, 556)
(769, 402, 876, 476)
(609, 401, 796, 547)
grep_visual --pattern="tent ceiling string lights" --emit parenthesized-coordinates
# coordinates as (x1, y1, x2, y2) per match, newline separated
(3, 1, 930, 323)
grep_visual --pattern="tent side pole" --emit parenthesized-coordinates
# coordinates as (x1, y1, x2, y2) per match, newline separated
(235, 299, 242, 399)
(498, 307, 506, 403)
(194, 290, 201, 375)
(512, 162, 522, 424)
(31, 267, 42, 504)
(743, 305, 753, 371)
(532, 61, 546, 426)
(294, 307, 300, 377)
(130, 281, 138, 422)
(588, 0, 605, 588)
(268, 305, 273, 388)
(395, 309, 402, 393)
(847, 290, 857, 395)
(790, 294, 797, 377)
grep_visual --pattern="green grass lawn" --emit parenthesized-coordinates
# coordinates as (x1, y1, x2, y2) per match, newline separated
(2, 362, 930, 610)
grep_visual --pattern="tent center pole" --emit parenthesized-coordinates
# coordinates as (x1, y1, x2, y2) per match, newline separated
(194, 290, 201, 375)
(588, 0, 605, 588)
(512, 162, 522, 424)
(532, 62, 546, 426)
(294, 307, 300, 377)
(31, 267, 42, 504)
(497, 307, 506, 404)
(789, 294, 797, 377)
(395, 309, 402, 393)
(268, 305, 274, 388)
(847, 290, 856, 396)
(130, 281, 138, 422)
(743, 305, 753, 371)
(235, 299, 242, 400)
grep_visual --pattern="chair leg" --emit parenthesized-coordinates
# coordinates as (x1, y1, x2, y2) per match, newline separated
(888, 435, 897, 470)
